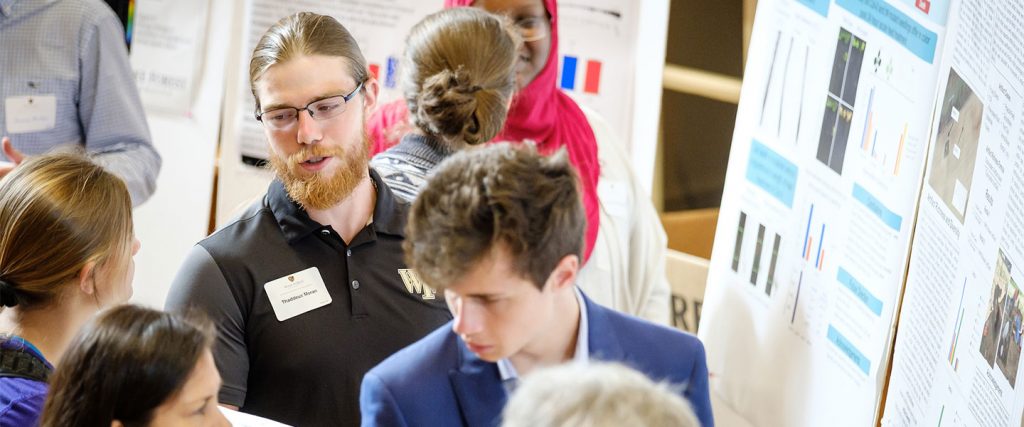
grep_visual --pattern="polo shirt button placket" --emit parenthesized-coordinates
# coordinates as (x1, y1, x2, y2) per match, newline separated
(350, 277, 367, 316)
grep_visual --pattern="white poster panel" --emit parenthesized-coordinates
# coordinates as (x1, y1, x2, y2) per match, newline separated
(128, 0, 233, 308)
(698, 0, 949, 425)
(883, 0, 1024, 424)
(557, 0, 668, 192)
(216, 0, 668, 226)
(130, 0, 210, 116)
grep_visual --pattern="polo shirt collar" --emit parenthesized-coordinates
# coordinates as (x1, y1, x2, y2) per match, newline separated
(268, 168, 406, 244)
(368, 167, 407, 236)
(0, 0, 17, 17)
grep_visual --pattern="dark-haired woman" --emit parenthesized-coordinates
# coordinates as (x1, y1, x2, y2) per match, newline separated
(41, 305, 229, 427)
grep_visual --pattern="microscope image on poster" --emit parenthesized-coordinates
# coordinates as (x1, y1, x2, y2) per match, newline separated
(817, 27, 865, 175)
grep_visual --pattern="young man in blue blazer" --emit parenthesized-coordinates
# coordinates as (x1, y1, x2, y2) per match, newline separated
(359, 143, 713, 427)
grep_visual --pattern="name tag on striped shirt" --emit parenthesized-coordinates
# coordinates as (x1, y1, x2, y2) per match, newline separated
(5, 95, 56, 134)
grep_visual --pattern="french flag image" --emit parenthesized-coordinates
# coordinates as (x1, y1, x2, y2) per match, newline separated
(558, 55, 603, 95)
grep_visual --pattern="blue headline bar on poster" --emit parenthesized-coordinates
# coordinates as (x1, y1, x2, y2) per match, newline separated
(852, 183, 902, 231)
(837, 0, 939, 63)
(838, 267, 884, 316)
(746, 140, 798, 208)
(828, 325, 871, 375)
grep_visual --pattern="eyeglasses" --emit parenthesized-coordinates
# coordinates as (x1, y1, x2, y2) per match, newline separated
(255, 81, 364, 131)
(513, 16, 549, 42)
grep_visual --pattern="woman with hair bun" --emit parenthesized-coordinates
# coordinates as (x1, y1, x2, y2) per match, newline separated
(0, 151, 140, 425)
(371, 7, 520, 201)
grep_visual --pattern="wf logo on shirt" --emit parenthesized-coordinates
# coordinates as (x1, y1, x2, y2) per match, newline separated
(398, 269, 436, 300)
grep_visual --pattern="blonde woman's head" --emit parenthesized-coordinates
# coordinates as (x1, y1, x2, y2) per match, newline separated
(0, 151, 136, 311)
(403, 7, 520, 148)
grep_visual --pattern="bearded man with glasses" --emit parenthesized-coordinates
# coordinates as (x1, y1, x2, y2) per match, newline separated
(165, 12, 452, 427)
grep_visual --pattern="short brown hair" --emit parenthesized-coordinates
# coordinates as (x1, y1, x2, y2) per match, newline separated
(403, 8, 519, 148)
(0, 151, 133, 309)
(249, 12, 369, 112)
(41, 305, 215, 427)
(405, 143, 585, 290)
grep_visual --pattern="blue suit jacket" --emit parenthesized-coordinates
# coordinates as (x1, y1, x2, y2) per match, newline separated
(360, 293, 713, 426)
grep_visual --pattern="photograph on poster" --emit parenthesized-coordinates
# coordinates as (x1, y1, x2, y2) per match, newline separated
(766, 233, 781, 296)
(979, 250, 1023, 387)
(728, 209, 783, 298)
(732, 211, 748, 273)
(817, 28, 866, 175)
(927, 68, 983, 224)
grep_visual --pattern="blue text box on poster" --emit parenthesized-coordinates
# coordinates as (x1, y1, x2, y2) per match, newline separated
(852, 183, 903, 231)
(837, 267, 884, 316)
(827, 325, 871, 375)
(837, 0, 939, 63)
(746, 140, 798, 208)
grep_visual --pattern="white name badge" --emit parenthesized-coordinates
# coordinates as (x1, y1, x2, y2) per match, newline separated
(598, 179, 631, 221)
(264, 267, 332, 321)
(5, 95, 57, 134)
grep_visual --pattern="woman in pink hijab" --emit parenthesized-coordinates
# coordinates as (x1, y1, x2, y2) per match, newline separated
(369, 0, 671, 324)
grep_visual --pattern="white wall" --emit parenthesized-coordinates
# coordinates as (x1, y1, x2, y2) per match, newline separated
(128, 0, 238, 308)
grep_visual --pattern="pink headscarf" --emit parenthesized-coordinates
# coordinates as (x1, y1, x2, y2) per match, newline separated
(369, 0, 601, 262)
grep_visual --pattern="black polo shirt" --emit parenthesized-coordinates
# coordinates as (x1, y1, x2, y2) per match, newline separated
(165, 169, 452, 427)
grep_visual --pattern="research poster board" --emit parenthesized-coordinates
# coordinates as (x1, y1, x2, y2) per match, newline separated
(128, 0, 232, 308)
(698, 0, 950, 425)
(130, 0, 210, 116)
(557, 0, 668, 193)
(215, 0, 668, 226)
(882, 0, 1024, 425)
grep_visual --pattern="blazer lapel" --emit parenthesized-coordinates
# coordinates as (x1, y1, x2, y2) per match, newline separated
(449, 338, 507, 427)
(582, 292, 625, 361)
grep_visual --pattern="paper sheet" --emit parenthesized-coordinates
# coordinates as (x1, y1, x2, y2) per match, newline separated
(698, 0, 950, 425)
(882, 0, 1024, 424)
